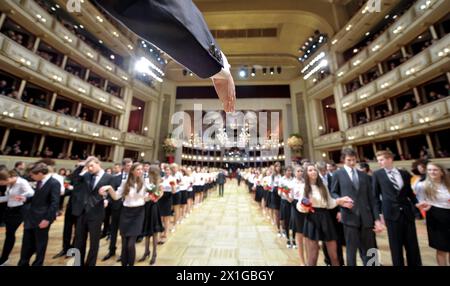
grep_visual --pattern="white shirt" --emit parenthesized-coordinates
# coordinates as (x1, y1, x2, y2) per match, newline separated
(384, 168, 404, 190)
(290, 178, 304, 201)
(272, 174, 282, 188)
(415, 181, 450, 209)
(161, 175, 176, 192)
(193, 172, 204, 186)
(52, 173, 65, 195)
(296, 184, 337, 211)
(343, 165, 359, 184)
(115, 181, 147, 207)
(0, 177, 35, 207)
(280, 176, 295, 200)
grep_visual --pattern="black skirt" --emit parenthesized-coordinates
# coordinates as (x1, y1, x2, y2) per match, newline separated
(193, 185, 203, 193)
(180, 190, 188, 205)
(142, 201, 164, 236)
(172, 192, 182, 205)
(426, 206, 450, 252)
(280, 199, 291, 221)
(255, 186, 264, 202)
(303, 208, 338, 241)
(158, 192, 173, 216)
(268, 187, 281, 210)
(187, 191, 195, 200)
(290, 200, 305, 234)
(120, 205, 145, 237)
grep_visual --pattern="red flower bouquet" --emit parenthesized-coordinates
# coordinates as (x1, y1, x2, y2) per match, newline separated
(145, 183, 161, 202)
(301, 197, 315, 213)
(279, 185, 291, 195)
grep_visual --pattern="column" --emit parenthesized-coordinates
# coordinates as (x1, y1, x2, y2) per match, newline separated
(84, 69, 90, 82)
(38, 135, 46, 154)
(75, 102, 82, 116)
(377, 63, 384, 75)
(49, 92, 57, 110)
(91, 143, 96, 156)
(67, 140, 73, 158)
(429, 24, 438, 40)
(152, 97, 165, 160)
(387, 98, 393, 112)
(103, 79, 109, 91)
(96, 110, 103, 125)
(61, 55, 68, 69)
(17, 80, 27, 99)
(425, 133, 435, 158)
(396, 139, 403, 157)
(372, 142, 378, 156)
(0, 13, 6, 29)
(413, 87, 421, 105)
(1, 128, 10, 151)
(32, 37, 41, 53)
(365, 107, 371, 121)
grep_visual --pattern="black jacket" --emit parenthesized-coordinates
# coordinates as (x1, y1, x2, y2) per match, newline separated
(331, 168, 379, 228)
(71, 166, 114, 218)
(217, 171, 226, 185)
(23, 177, 60, 229)
(94, 0, 223, 78)
(372, 168, 418, 221)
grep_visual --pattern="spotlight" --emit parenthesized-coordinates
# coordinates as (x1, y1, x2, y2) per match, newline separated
(276, 67, 281, 74)
(239, 67, 248, 78)
(251, 67, 256, 77)
(262, 67, 267, 75)
(189, 72, 193, 76)
(270, 67, 274, 75)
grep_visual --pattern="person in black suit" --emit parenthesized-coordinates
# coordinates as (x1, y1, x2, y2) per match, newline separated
(330, 149, 383, 266)
(18, 163, 60, 266)
(72, 157, 114, 266)
(102, 158, 132, 261)
(217, 169, 226, 197)
(326, 161, 337, 187)
(372, 150, 422, 266)
(94, 0, 235, 112)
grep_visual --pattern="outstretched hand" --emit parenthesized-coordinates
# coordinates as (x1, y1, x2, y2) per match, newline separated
(212, 74, 235, 113)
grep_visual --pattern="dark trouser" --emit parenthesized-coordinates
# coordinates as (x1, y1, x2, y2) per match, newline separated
(75, 213, 103, 266)
(108, 206, 122, 254)
(62, 199, 77, 252)
(218, 184, 224, 197)
(121, 235, 137, 266)
(18, 227, 50, 266)
(343, 224, 377, 266)
(385, 215, 422, 266)
(0, 206, 23, 263)
(237, 176, 241, 186)
(102, 203, 111, 236)
(0, 200, 6, 226)
(323, 208, 345, 266)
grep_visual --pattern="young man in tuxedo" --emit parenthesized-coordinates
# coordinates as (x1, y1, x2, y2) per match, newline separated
(372, 150, 422, 266)
(330, 149, 383, 266)
(94, 0, 235, 112)
(102, 158, 133, 262)
(18, 163, 60, 266)
(217, 169, 226, 197)
(72, 157, 114, 266)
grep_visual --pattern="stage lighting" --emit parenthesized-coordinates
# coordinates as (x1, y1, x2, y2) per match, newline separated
(251, 67, 256, 77)
(262, 67, 267, 75)
(269, 67, 274, 75)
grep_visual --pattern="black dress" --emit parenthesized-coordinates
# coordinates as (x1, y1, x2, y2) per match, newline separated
(426, 206, 450, 252)
(142, 201, 164, 236)
(120, 205, 145, 237)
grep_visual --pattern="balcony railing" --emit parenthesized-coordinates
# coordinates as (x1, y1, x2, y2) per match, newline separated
(306, 75, 333, 97)
(0, 34, 126, 113)
(336, 0, 447, 82)
(340, 33, 450, 111)
(313, 131, 344, 147)
(0, 95, 153, 148)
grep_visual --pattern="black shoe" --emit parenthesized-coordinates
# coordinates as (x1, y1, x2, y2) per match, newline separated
(52, 250, 67, 259)
(136, 236, 143, 243)
(138, 252, 150, 262)
(102, 252, 115, 261)
(106, 234, 111, 241)
(149, 254, 157, 265)
(116, 256, 121, 263)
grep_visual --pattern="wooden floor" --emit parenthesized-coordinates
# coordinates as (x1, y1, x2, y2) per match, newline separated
(0, 180, 438, 266)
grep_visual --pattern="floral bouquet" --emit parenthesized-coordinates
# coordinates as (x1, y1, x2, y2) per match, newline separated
(263, 181, 271, 191)
(279, 185, 291, 195)
(169, 180, 176, 187)
(145, 182, 161, 202)
(301, 197, 315, 213)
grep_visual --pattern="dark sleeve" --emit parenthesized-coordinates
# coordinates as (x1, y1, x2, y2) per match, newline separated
(330, 172, 340, 199)
(372, 171, 382, 216)
(404, 172, 418, 204)
(366, 174, 380, 220)
(46, 180, 61, 223)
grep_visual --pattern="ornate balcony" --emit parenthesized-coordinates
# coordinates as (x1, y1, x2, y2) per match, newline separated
(2, 37, 39, 71)
(0, 96, 26, 119)
(124, 133, 154, 148)
(313, 131, 344, 147)
(38, 60, 68, 85)
(21, 0, 53, 30)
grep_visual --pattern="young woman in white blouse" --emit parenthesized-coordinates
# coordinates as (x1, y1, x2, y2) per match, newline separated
(0, 169, 35, 266)
(296, 163, 353, 266)
(158, 165, 177, 240)
(171, 164, 183, 226)
(279, 166, 295, 248)
(269, 162, 283, 236)
(185, 167, 195, 216)
(262, 168, 273, 220)
(290, 166, 306, 265)
(99, 163, 150, 266)
(415, 162, 450, 266)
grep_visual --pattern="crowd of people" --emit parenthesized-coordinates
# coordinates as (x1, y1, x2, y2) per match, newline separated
(0, 158, 221, 266)
(239, 149, 449, 266)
